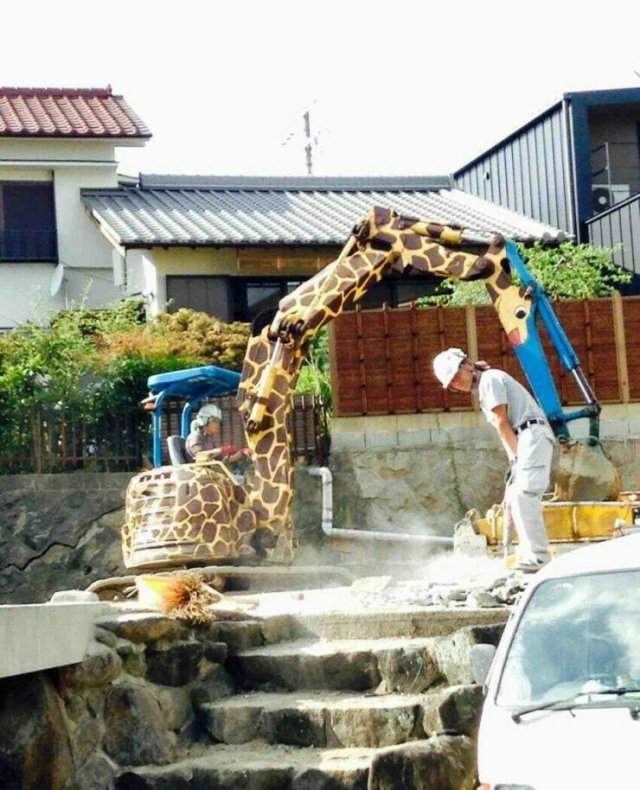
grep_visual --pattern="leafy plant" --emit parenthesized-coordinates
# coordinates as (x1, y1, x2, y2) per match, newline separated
(417, 242, 631, 306)
(0, 301, 251, 462)
(296, 328, 332, 408)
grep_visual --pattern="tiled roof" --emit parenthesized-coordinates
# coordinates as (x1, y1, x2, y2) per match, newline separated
(0, 86, 151, 138)
(82, 176, 568, 247)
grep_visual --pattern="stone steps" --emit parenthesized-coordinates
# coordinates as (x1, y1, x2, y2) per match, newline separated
(290, 605, 508, 640)
(233, 625, 500, 692)
(200, 689, 427, 747)
(114, 737, 475, 789)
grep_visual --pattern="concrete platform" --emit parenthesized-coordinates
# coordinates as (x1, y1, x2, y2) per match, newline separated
(0, 601, 108, 679)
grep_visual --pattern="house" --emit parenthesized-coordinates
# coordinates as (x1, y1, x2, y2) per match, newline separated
(0, 86, 150, 328)
(82, 175, 565, 323)
(0, 84, 569, 329)
(454, 87, 640, 280)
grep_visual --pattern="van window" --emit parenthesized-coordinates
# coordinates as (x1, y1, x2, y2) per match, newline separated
(497, 570, 640, 706)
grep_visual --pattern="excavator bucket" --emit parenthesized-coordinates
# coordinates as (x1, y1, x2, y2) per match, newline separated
(552, 440, 621, 502)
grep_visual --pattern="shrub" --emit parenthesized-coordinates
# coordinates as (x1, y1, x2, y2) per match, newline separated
(418, 241, 631, 306)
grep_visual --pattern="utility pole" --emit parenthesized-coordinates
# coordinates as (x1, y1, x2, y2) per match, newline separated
(303, 110, 313, 175)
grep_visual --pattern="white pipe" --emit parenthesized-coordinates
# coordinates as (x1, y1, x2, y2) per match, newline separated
(308, 466, 453, 546)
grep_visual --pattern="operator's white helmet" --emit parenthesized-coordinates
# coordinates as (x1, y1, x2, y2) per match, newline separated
(432, 348, 467, 389)
(196, 403, 223, 426)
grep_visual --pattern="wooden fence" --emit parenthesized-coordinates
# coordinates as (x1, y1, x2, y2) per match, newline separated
(0, 395, 329, 475)
(330, 294, 640, 416)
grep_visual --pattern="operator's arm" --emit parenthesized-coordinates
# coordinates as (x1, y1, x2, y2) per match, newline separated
(489, 404, 518, 461)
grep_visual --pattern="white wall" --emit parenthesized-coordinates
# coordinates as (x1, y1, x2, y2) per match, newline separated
(0, 263, 64, 327)
(0, 137, 144, 327)
(125, 249, 159, 316)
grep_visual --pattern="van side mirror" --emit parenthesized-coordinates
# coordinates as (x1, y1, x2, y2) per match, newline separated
(471, 643, 496, 686)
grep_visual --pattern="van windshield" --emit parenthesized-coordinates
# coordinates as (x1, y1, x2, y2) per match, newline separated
(497, 570, 640, 706)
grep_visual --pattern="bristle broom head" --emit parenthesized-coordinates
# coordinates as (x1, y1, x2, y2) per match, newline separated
(135, 573, 222, 623)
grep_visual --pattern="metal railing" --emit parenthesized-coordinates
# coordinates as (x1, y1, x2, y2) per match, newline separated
(0, 228, 58, 261)
(0, 395, 330, 475)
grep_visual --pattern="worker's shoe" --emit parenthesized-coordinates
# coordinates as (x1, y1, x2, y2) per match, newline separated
(514, 557, 548, 574)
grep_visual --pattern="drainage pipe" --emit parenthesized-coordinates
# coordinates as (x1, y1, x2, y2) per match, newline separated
(307, 466, 454, 546)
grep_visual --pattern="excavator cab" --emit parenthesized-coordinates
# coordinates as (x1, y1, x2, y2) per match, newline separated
(142, 365, 241, 469)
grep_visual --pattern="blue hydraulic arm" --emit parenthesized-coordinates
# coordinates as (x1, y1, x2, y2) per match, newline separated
(504, 241, 601, 443)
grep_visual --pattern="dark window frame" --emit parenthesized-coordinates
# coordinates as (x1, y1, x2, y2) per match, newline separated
(0, 180, 58, 263)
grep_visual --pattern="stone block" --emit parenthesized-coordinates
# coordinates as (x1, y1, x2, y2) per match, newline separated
(191, 665, 236, 706)
(397, 429, 430, 448)
(421, 684, 484, 737)
(155, 685, 192, 733)
(103, 683, 174, 766)
(207, 620, 264, 651)
(376, 645, 442, 694)
(365, 432, 398, 450)
(203, 641, 229, 664)
(146, 641, 204, 687)
(96, 613, 188, 645)
(368, 735, 476, 790)
(205, 702, 262, 744)
(0, 672, 75, 790)
(601, 420, 630, 438)
(397, 413, 438, 430)
(331, 432, 366, 451)
(77, 754, 116, 790)
(326, 704, 416, 748)
(261, 706, 326, 747)
(115, 640, 147, 678)
(428, 429, 452, 445)
(59, 642, 123, 691)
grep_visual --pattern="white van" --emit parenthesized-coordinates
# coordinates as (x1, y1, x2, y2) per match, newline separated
(474, 534, 640, 790)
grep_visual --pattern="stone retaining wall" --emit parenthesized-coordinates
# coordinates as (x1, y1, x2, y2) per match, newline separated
(0, 474, 130, 604)
(330, 406, 640, 538)
(0, 611, 270, 790)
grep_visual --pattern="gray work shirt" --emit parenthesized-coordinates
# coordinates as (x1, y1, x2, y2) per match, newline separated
(185, 429, 218, 460)
(478, 369, 549, 432)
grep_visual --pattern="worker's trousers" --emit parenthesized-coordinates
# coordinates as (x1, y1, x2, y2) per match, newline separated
(505, 424, 554, 562)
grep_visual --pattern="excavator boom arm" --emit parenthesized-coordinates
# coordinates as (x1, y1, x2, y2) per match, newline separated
(240, 206, 599, 442)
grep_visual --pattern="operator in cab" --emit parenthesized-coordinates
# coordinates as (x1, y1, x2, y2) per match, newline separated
(185, 404, 246, 464)
(433, 348, 555, 573)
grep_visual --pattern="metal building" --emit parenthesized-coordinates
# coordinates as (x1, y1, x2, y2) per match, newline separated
(454, 88, 640, 275)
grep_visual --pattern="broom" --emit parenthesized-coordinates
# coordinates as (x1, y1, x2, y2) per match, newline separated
(135, 573, 222, 624)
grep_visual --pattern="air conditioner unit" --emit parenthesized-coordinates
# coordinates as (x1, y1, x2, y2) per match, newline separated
(592, 184, 631, 214)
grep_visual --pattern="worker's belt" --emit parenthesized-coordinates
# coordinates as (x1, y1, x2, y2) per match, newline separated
(514, 418, 547, 435)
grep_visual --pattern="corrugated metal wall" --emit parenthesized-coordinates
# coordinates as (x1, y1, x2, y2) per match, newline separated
(587, 194, 640, 274)
(454, 106, 574, 235)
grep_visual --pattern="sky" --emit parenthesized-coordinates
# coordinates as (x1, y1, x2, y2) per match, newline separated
(2, 0, 640, 178)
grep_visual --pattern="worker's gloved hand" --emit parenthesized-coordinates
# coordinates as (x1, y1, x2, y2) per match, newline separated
(220, 444, 238, 457)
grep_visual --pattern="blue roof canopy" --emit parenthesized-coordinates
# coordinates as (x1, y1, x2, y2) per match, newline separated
(148, 365, 240, 401)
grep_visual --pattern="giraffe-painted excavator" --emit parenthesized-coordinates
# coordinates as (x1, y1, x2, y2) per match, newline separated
(122, 206, 622, 570)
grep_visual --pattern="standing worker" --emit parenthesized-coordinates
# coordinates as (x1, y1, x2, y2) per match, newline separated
(432, 348, 555, 573)
(185, 404, 246, 464)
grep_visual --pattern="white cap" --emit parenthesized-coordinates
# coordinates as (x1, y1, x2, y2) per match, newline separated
(196, 403, 223, 426)
(432, 348, 467, 388)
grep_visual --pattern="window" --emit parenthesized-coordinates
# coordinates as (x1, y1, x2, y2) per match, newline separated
(232, 278, 306, 322)
(165, 276, 307, 323)
(0, 182, 57, 262)
(497, 570, 640, 707)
